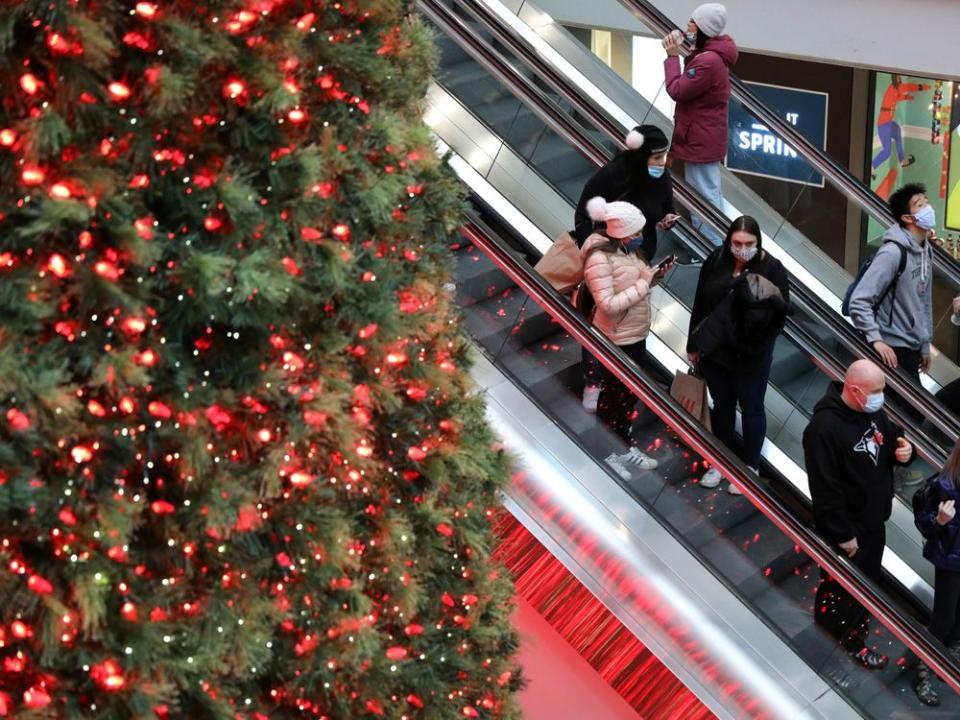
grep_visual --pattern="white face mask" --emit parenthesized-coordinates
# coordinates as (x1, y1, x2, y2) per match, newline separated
(731, 246, 757, 262)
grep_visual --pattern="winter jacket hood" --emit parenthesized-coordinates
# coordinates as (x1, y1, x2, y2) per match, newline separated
(664, 35, 738, 163)
(803, 382, 906, 543)
(917, 475, 960, 571)
(848, 223, 933, 354)
(580, 233, 652, 346)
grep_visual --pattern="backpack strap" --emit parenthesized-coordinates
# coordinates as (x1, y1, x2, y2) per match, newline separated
(873, 241, 908, 318)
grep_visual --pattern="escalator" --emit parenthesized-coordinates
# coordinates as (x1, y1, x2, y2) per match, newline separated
(419, 0, 960, 599)
(429, 0, 960, 439)
(454, 194, 960, 717)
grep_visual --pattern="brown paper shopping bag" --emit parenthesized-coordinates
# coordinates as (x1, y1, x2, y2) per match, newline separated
(670, 370, 712, 432)
(533, 231, 582, 294)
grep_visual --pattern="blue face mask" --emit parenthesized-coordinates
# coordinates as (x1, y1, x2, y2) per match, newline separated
(914, 204, 936, 230)
(685, 31, 697, 44)
(624, 235, 645, 252)
(862, 391, 884, 413)
(648, 165, 666, 179)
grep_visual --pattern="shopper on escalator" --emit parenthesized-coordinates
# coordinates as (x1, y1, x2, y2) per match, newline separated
(848, 183, 934, 385)
(687, 216, 790, 495)
(912, 438, 960, 707)
(573, 125, 679, 414)
(661, 3, 737, 246)
(580, 196, 671, 478)
(803, 359, 914, 671)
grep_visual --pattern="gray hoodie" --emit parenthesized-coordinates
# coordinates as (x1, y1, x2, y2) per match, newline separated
(848, 224, 933, 354)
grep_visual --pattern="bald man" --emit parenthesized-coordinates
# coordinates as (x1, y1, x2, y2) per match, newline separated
(803, 359, 914, 670)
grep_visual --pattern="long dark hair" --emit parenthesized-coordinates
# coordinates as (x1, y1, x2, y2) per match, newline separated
(943, 438, 960, 490)
(722, 216, 763, 261)
(694, 29, 709, 50)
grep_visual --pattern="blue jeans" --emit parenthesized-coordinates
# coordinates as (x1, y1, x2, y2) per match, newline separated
(685, 161, 724, 246)
(700, 350, 773, 469)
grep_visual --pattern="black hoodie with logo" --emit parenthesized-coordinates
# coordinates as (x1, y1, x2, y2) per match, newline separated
(802, 382, 908, 544)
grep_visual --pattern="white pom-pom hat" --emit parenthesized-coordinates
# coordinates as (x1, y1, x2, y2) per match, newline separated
(586, 196, 646, 239)
(625, 129, 645, 150)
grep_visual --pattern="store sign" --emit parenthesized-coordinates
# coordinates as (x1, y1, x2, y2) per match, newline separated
(726, 81, 829, 187)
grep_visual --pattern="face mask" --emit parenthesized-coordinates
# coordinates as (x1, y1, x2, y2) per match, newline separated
(862, 391, 884, 413)
(624, 235, 645, 252)
(914, 204, 936, 230)
(648, 165, 665, 179)
(685, 31, 697, 44)
(730, 246, 757, 262)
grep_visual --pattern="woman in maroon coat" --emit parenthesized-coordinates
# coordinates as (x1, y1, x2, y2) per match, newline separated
(662, 3, 738, 245)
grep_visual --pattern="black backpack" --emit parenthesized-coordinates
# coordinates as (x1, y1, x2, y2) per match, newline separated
(841, 240, 907, 318)
(912, 476, 939, 538)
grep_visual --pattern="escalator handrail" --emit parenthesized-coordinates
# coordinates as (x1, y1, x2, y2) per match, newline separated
(431, 0, 960, 447)
(459, 211, 960, 695)
(615, 0, 960, 288)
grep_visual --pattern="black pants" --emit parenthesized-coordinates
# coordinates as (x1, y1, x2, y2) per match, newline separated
(815, 526, 886, 652)
(892, 345, 922, 385)
(597, 341, 646, 443)
(930, 568, 960, 647)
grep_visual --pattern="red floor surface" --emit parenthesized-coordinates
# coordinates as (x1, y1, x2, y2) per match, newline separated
(514, 596, 640, 719)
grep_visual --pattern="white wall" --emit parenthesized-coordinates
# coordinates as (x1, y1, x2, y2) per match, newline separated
(537, 0, 960, 81)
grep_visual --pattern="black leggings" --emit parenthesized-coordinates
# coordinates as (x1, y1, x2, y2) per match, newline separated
(930, 568, 960, 647)
(596, 340, 646, 443)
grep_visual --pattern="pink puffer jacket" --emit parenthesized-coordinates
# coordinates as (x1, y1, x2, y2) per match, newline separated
(582, 233, 652, 346)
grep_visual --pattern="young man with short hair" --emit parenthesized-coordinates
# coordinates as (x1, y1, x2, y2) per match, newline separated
(848, 183, 935, 384)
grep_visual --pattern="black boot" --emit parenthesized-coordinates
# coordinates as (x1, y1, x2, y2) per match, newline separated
(914, 662, 940, 707)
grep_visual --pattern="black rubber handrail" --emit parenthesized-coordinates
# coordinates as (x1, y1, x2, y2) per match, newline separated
(432, 0, 960, 453)
(616, 0, 960, 288)
(458, 210, 960, 695)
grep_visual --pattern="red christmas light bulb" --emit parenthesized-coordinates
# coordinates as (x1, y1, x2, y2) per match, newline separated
(121, 316, 147, 335)
(223, 79, 247, 99)
(23, 686, 51, 709)
(47, 254, 70, 278)
(19, 73, 41, 95)
(108, 82, 131, 101)
(94, 260, 120, 281)
(71, 444, 94, 463)
(289, 470, 314, 487)
(135, 2, 158, 18)
(6, 408, 30, 431)
(288, 108, 307, 123)
(0, 129, 15, 146)
(49, 183, 72, 199)
(21, 167, 45, 185)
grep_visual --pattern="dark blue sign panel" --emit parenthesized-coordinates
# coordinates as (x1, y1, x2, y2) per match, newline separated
(726, 81, 829, 187)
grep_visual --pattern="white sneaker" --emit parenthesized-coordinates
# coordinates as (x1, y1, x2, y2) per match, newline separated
(604, 452, 632, 480)
(582, 385, 601, 414)
(625, 446, 658, 470)
(700, 467, 722, 488)
(728, 466, 757, 496)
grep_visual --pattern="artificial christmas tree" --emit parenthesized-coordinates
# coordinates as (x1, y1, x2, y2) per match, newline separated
(0, 1, 521, 717)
